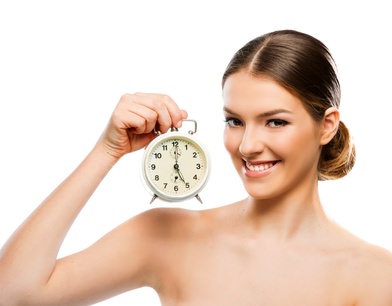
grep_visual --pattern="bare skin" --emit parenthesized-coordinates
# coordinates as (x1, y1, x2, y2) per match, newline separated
(1, 80, 392, 306)
(147, 203, 392, 306)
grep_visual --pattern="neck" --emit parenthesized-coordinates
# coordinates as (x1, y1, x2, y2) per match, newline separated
(240, 186, 329, 243)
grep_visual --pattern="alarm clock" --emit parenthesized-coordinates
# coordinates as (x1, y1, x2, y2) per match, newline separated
(141, 120, 210, 204)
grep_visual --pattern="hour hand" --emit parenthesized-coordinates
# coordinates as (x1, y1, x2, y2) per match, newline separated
(174, 163, 186, 183)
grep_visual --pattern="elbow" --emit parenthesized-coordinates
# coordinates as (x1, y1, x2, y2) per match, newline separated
(0, 259, 21, 305)
(0, 271, 14, 306)
(0, 277, 36, 306)
(0, 286, 23, 306)
(0, 292, 37, 306)
(0, 285, 43, 306)
(0, 292, 19, 306)
(0, 264, 46, 306)
(0, 270, 16, 306)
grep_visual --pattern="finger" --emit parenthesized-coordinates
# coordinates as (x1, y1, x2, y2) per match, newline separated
(134, 92, 186, 131)
(124, 101, 158, 134)
(115, 95, 157, 134)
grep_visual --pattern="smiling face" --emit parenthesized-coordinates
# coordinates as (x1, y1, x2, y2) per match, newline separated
(223, 72, 324, 202)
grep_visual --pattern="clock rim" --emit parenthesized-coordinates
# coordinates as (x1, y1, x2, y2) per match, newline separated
(141, 131, 211, 202)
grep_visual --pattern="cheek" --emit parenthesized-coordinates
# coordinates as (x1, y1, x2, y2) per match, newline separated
(267, 128, 317, 162)
(285, 128, 321, 161)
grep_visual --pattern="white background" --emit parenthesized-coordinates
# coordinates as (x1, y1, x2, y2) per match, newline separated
(0, 1, 391, 305)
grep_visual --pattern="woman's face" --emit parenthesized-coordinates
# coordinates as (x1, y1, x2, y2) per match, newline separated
(222, 72, 323, 201)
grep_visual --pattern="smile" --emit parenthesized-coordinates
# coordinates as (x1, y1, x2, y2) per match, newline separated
(244, 160, 277, 172)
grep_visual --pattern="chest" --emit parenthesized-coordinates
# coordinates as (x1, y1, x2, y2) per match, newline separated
(158, 238, 354, 306)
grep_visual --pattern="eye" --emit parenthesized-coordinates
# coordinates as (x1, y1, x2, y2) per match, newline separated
(224, 117, 243, 127)
(266, 119, 288, 128)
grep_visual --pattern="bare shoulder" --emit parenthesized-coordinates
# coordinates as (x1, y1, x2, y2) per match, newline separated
(134, 206, 202, 234)
(133, 204, 230, 238)
(129, 203, 241, 257)
(347, 237, 392, 305)
(128, 206, 213, 251)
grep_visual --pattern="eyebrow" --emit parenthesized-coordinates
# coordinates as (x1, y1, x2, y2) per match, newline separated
(223, 106, 293, 118)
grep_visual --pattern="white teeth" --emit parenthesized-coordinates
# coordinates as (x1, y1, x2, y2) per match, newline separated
(245, 161, 274, 172)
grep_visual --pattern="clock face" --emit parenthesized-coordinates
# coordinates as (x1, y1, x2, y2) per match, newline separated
(142, 133, 210, 202)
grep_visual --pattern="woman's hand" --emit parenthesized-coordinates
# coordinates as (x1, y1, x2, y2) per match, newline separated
(98, 93, 188, 160)
(0, 92, 187, 306)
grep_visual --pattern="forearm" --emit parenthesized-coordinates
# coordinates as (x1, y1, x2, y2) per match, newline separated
(0, 143, 118, 296)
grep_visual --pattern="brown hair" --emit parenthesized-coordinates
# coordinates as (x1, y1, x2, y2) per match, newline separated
(222, 29, 355, 180)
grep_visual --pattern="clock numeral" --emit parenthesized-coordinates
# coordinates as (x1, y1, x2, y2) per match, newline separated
(185, 182, 190, 188)
(154, 153, 162, 159)
(193, 152, 198, 158)
(193, 174, 198, 180)
(164, 183, 168, 189)
(154, 175, 159, 181)
(162, 145, 168, 151)
(151, 164, 156, 170)
(172, 141, 179, 147)
(174, 185, 179, 192)
(196, 163, 201, 169)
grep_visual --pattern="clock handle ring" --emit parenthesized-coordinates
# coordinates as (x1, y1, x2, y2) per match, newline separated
(184, 119, 197, 135)
(153, 119, 198, 135)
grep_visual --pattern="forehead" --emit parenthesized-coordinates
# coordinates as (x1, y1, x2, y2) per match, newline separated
(222, 72, 306, 115)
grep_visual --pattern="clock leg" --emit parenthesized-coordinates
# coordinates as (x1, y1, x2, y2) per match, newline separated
(195, 194, 203, 204)
(150, 194, 158, 204)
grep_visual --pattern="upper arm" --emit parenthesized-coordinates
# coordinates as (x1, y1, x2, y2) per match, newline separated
(27, 209, 165, 306)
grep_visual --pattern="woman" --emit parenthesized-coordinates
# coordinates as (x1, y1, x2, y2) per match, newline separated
(1, 29, 392, 306)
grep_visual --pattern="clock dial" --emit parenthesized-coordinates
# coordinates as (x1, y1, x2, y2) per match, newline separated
(142, 133, 209, 202)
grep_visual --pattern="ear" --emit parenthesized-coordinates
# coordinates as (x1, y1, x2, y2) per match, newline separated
(320, 107, 340, 145)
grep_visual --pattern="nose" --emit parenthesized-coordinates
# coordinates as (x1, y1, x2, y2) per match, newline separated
(239, 125, 265, 157)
